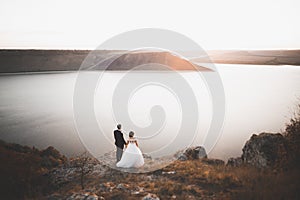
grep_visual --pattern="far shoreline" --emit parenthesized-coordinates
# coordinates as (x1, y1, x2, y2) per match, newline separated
(0, 49, 299, 73)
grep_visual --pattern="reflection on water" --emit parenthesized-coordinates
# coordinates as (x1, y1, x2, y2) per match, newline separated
(0, 64, 299, 159)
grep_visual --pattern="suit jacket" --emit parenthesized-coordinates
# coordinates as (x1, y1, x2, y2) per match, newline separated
(114, 130, 126, 148)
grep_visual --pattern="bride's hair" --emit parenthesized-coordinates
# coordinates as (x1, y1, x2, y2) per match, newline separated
(129, 131, 134, 138)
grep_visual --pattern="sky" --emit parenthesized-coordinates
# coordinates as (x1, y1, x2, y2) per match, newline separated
(0, 0, 299, 50)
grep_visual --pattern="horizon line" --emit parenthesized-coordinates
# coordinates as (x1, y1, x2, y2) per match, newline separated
(0, 47, 300, 51)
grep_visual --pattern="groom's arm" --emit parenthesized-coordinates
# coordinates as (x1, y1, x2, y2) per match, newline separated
(113, 131, 116, 140)
(122, 135, 126, 145)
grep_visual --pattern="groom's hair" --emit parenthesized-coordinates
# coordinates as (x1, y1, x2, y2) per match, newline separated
(117, 124, 121, 129)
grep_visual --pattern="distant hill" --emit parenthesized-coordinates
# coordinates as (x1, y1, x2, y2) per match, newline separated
(0, 50, 209, 73)
(0, 49, 299, 73)
(192, 49, 300, 65)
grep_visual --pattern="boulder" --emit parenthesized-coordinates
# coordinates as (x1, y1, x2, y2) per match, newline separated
(176, 146, 207, 161)
(227, 157, 243, 167)
(142, 193, 160, 200)
(241, 133, 288, 168)
(184, 146, 207, 160)
(177, 154, 188, 161)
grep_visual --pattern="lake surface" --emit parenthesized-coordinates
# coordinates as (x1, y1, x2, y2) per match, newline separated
(0, 64, 300, 160)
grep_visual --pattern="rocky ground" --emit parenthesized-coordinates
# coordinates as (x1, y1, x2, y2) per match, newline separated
(0, 108, 299, 199)
(46, 152, 233, 200)
(45, 133, 300, 200)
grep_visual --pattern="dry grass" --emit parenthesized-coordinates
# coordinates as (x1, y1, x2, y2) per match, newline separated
(78, 159, 299, 200)
(230, 167, 300, 200)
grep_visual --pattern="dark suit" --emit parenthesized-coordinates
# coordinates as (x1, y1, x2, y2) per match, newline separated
(114, 129, 126, 162)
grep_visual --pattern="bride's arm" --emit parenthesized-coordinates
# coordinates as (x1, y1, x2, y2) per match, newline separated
(135, 140, 138, 147)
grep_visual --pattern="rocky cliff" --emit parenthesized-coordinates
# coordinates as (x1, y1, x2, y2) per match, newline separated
(227, 131, 298, 169)
(241, 133, 288, 168)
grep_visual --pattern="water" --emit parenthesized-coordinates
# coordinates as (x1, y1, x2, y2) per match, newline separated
(0, 64, 299, 160)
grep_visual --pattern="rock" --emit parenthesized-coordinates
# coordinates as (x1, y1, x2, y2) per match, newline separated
(162, 171, 176, 175)
(132, 191, 140, 195)
(66, 193, 98, 200)
(142, 193, 160, 200)
(241, 133, 288, 168)
(177, 154, 188, 161)
(177, 146, 207, 160)
(227, 157, 243, 167)
(131, 186, 145, 195)
(41, 146, 62, 159)
(40, 146, 67, 168)
(86, 195, 99, 200)
(143, 154, 152, 159)
(66, 193, 86, 200)
(116, 183, 126, 190)
(202, 158, 225, 166)
(146, 175, 153, 181)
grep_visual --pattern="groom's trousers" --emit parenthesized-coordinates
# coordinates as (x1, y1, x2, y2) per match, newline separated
(116, 147, 123, 162)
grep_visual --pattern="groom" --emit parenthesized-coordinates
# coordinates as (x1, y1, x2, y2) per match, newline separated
(113, 124, 126, 162)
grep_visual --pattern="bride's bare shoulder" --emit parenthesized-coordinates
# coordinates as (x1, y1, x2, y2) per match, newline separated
(128, 138, 136, 141)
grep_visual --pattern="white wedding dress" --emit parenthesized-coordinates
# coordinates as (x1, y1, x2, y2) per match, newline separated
(116, 138, 144, 168)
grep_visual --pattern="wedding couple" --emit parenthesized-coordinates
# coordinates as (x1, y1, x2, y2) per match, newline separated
(113, 124, 144, 168)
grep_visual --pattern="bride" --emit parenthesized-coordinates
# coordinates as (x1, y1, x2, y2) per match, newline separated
(116, 131, 144, 168)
